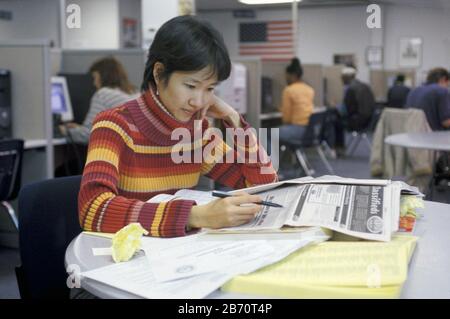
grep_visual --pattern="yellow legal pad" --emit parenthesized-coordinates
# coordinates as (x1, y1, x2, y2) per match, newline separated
(221, 235, 418, 299)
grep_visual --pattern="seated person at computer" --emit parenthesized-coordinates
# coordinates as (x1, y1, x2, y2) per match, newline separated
(406, 67, 450, 131)
(78, 16, 278, 237)
(338, 66, 375, 132)
(326, 66, 375, 155)
(387, 74, 410, 108)
(279, 58, 314, 144)
(60, 57, 137, 144)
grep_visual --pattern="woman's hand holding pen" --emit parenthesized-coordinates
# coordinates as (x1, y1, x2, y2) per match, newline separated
(188, 192, 263, 229)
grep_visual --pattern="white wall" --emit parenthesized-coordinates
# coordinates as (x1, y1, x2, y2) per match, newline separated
(199, 4, 450, 85)
(384, 4, 450, 84)
(64, 0, 119, 49)
(0, 0, 60, 47)
(199, 6, 376, 83)
(0, 0, 143, 50)
(141, 0, 178, 48)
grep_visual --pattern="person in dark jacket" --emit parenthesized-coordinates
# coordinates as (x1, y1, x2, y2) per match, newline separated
(340, 67, 376, 131)
(387, 74, 410, 108)
(324, 67, 376, 156)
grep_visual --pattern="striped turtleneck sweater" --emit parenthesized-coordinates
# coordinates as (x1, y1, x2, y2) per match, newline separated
(78, 90, 278, 237)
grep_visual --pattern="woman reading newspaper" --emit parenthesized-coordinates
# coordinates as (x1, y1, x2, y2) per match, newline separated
(78, 16, 278, 237)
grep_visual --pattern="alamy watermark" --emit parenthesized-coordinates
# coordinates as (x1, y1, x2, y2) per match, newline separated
(366, 4, 381, 29)
(66, 4, 81, 29)
(170, 122, 279, 174)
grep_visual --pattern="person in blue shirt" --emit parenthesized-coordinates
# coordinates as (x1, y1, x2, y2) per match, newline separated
(406, 68, 450, 131)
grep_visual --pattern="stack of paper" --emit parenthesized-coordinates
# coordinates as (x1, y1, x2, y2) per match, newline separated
(80, 227, 330, 299)
(221, 235, 418, 298)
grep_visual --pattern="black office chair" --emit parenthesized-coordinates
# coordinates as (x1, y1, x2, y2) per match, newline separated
(15, 175, 82, 299)
(346, 106, 383, 157)
(282, 111, 335, 176)
(0, 139, 24, 231)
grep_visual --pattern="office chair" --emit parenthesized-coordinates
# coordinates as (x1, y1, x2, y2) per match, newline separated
(0, 139, 24, 231)
(281, 111, 335, 177)
(346, 106, 383, 157)
(15, 175, 82, 299)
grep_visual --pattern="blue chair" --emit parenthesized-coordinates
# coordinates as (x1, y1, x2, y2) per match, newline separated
(281, 111, 335, 176)
(15, 175, 82, 299)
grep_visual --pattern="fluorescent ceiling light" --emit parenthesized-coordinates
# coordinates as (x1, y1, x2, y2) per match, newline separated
(239, 0, 302, 4)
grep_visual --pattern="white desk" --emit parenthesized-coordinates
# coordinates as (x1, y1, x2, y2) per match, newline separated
(24, 138, 67, 150)
(384, 131, 450, 152)
(384, 132, 450, 151)
(65, 200, 450, 299)
(385, 131, 450, 199)
(22, 138, 69, 186)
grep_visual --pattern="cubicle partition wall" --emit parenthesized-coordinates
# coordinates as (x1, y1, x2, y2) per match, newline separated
(234, 57, 325, 131)
(50, 48, 63, 76)
(0, 40, 53, 182)
(60, 49, 147, 89)
(233, 57, 262, 130)
(261, 61, 286, 114)
(302, 64, 324, 108)
(324, 65, 345, 107)
(370, 69, 416, 103)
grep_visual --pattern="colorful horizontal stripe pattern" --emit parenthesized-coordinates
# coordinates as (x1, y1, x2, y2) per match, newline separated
(78, 90, 278, 237)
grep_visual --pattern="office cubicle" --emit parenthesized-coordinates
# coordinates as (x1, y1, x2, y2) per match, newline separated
(235, 57, 325, 131)
(370, 69, 416, 103)
(0, 40, 53, 182)
(60, 49, 146, 89)
(323, 65, 345, 107)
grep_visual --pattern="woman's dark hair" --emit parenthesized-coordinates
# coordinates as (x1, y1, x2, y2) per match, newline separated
(426, 67, 450, 84)
(286, 57, 303, 79)
(141, 16, 231, 91)
(89, 57, 135, 94)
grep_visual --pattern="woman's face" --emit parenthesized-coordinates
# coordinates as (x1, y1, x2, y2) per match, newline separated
(154, 63, 218, 122)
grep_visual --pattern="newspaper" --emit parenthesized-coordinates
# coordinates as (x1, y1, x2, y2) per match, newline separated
(210, 176, 418, 242)
(147, 176, 420, 242)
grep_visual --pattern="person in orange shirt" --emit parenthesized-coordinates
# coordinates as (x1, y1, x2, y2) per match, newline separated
(279, 58, 315, 144)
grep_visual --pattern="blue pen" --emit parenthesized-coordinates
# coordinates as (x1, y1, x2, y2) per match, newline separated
(212, 191, 283, 208)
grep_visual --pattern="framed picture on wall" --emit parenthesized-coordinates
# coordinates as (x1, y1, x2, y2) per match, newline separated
(333, 54, 356, 68)
(366, 46, 383, 66)
(399, 37, 422, 68)
(122, 18, 138, 48)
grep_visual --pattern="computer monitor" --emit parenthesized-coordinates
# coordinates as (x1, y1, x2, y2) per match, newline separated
(51, 76, 74, 122)
(58, 73, 96, 124)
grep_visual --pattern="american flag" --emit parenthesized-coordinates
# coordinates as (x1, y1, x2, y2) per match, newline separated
(239, 20, 294, 62)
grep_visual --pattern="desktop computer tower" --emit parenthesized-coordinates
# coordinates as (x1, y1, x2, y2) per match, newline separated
(0, 69, 12, 139)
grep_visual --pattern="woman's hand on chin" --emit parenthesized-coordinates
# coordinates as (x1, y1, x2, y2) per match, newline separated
(199, 96, 241, 127)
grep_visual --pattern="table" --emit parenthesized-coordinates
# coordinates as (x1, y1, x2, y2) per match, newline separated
(385, 131, 450, 199)
(384, 132, 450, 151)
(65, 200, 450, 299)
(24, 138, 67, 150)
